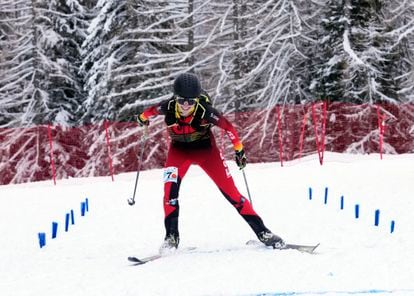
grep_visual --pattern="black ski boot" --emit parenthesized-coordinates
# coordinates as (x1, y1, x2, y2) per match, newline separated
(257, 230, 285, 249)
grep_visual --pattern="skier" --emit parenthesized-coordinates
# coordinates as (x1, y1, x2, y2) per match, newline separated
(137, 73, 285, 252)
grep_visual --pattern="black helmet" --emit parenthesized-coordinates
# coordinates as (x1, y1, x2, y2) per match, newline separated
(173, 73, 201, 98)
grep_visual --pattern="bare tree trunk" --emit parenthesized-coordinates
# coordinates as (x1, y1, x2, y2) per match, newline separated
(188, 0, 195, 67)
(232, 0, 248, 125)
(30, 0, 42, 124)
(232, 0, 241, 122)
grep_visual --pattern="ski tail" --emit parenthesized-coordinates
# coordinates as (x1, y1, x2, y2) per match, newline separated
(246, 239, 319, 254)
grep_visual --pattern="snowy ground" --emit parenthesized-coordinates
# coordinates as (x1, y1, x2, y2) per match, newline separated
(1, 152, 414, 296)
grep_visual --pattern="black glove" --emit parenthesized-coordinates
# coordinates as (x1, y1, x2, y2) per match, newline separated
(235, 149, 247, 170)
(137, 114, 149, 126)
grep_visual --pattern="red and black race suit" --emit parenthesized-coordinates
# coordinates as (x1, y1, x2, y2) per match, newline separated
(140, 95, 269, 237)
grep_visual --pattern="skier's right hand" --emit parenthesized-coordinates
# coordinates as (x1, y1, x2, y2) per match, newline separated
(137, 113, 149, 126)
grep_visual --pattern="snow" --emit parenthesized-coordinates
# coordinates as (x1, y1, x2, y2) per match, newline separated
(1, 152, 414, 296)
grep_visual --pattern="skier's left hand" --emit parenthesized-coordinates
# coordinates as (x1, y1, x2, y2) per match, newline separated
(235, 149, 247, 169)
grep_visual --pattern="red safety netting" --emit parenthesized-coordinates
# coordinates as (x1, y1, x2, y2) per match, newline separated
(1, 102, 413, 185)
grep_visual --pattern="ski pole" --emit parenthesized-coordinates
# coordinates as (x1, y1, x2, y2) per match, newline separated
(127, 126, 148, 206)
(241, 169, 253, 205)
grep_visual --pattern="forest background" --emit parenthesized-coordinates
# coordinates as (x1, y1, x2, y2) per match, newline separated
(1, 0, 413, 126)
(0, 0, 413, 184)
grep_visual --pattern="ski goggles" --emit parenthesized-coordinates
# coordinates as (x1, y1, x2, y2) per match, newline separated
(175, 96, 198, 105)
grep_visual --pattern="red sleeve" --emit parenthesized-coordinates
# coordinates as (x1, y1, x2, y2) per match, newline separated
(140, 99, 172, 121)
(215, 115, 243, 151)
(140, 105, 161, 120)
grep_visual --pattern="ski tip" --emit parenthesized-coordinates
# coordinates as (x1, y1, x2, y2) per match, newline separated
(128, 254, 163, 265)
(128, 256, 144, 264)
(301, 243, 320, 254)
(280, 242, 320, 254)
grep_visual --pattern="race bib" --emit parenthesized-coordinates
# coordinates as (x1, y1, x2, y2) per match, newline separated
(163, 166, 178, 183)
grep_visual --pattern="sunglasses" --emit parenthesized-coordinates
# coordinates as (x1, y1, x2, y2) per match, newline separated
(176, 96, 198, 105)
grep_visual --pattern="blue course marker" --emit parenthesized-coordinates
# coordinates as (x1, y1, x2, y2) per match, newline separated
(355, 204, 360, 219)
(52, 222, 58, 239)
(81, 202, 86, 216)
(38, 232, 46, 248)
(374, 209, 380, 226)
(65, 213, 70, 232)
(70, 209, 75, 225)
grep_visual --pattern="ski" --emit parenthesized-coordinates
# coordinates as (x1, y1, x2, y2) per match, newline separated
(128, 241, 319, 266)
(128, 246, 197, 266)
(128, 254, 162, 265)
(246, 240, 319, 254)
(283, 243, 320, 253)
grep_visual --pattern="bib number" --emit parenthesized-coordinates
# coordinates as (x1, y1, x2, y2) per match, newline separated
(164, 166, 178, 183)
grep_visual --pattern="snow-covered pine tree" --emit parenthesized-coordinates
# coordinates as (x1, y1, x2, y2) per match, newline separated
(309, 0, 410, 104)
(36, 0, 88, 125)
(286, 0, 323, 104)
(309, 0, 347, 102)
(382, 0, 414, 103)
(80, 0, 210, 122)
(345, 0, 388, 103)
(0, 0, 42, 127)
(341, 0, 412, 104)
(0, 0, 90, 127)
(79, 0, 131, 123)
(216, 0, 321, 112)
(107, 0, 189, 121)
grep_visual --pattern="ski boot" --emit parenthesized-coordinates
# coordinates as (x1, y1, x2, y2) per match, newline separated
(257, 230, 285, 249)
(159, 233, 180, 255)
